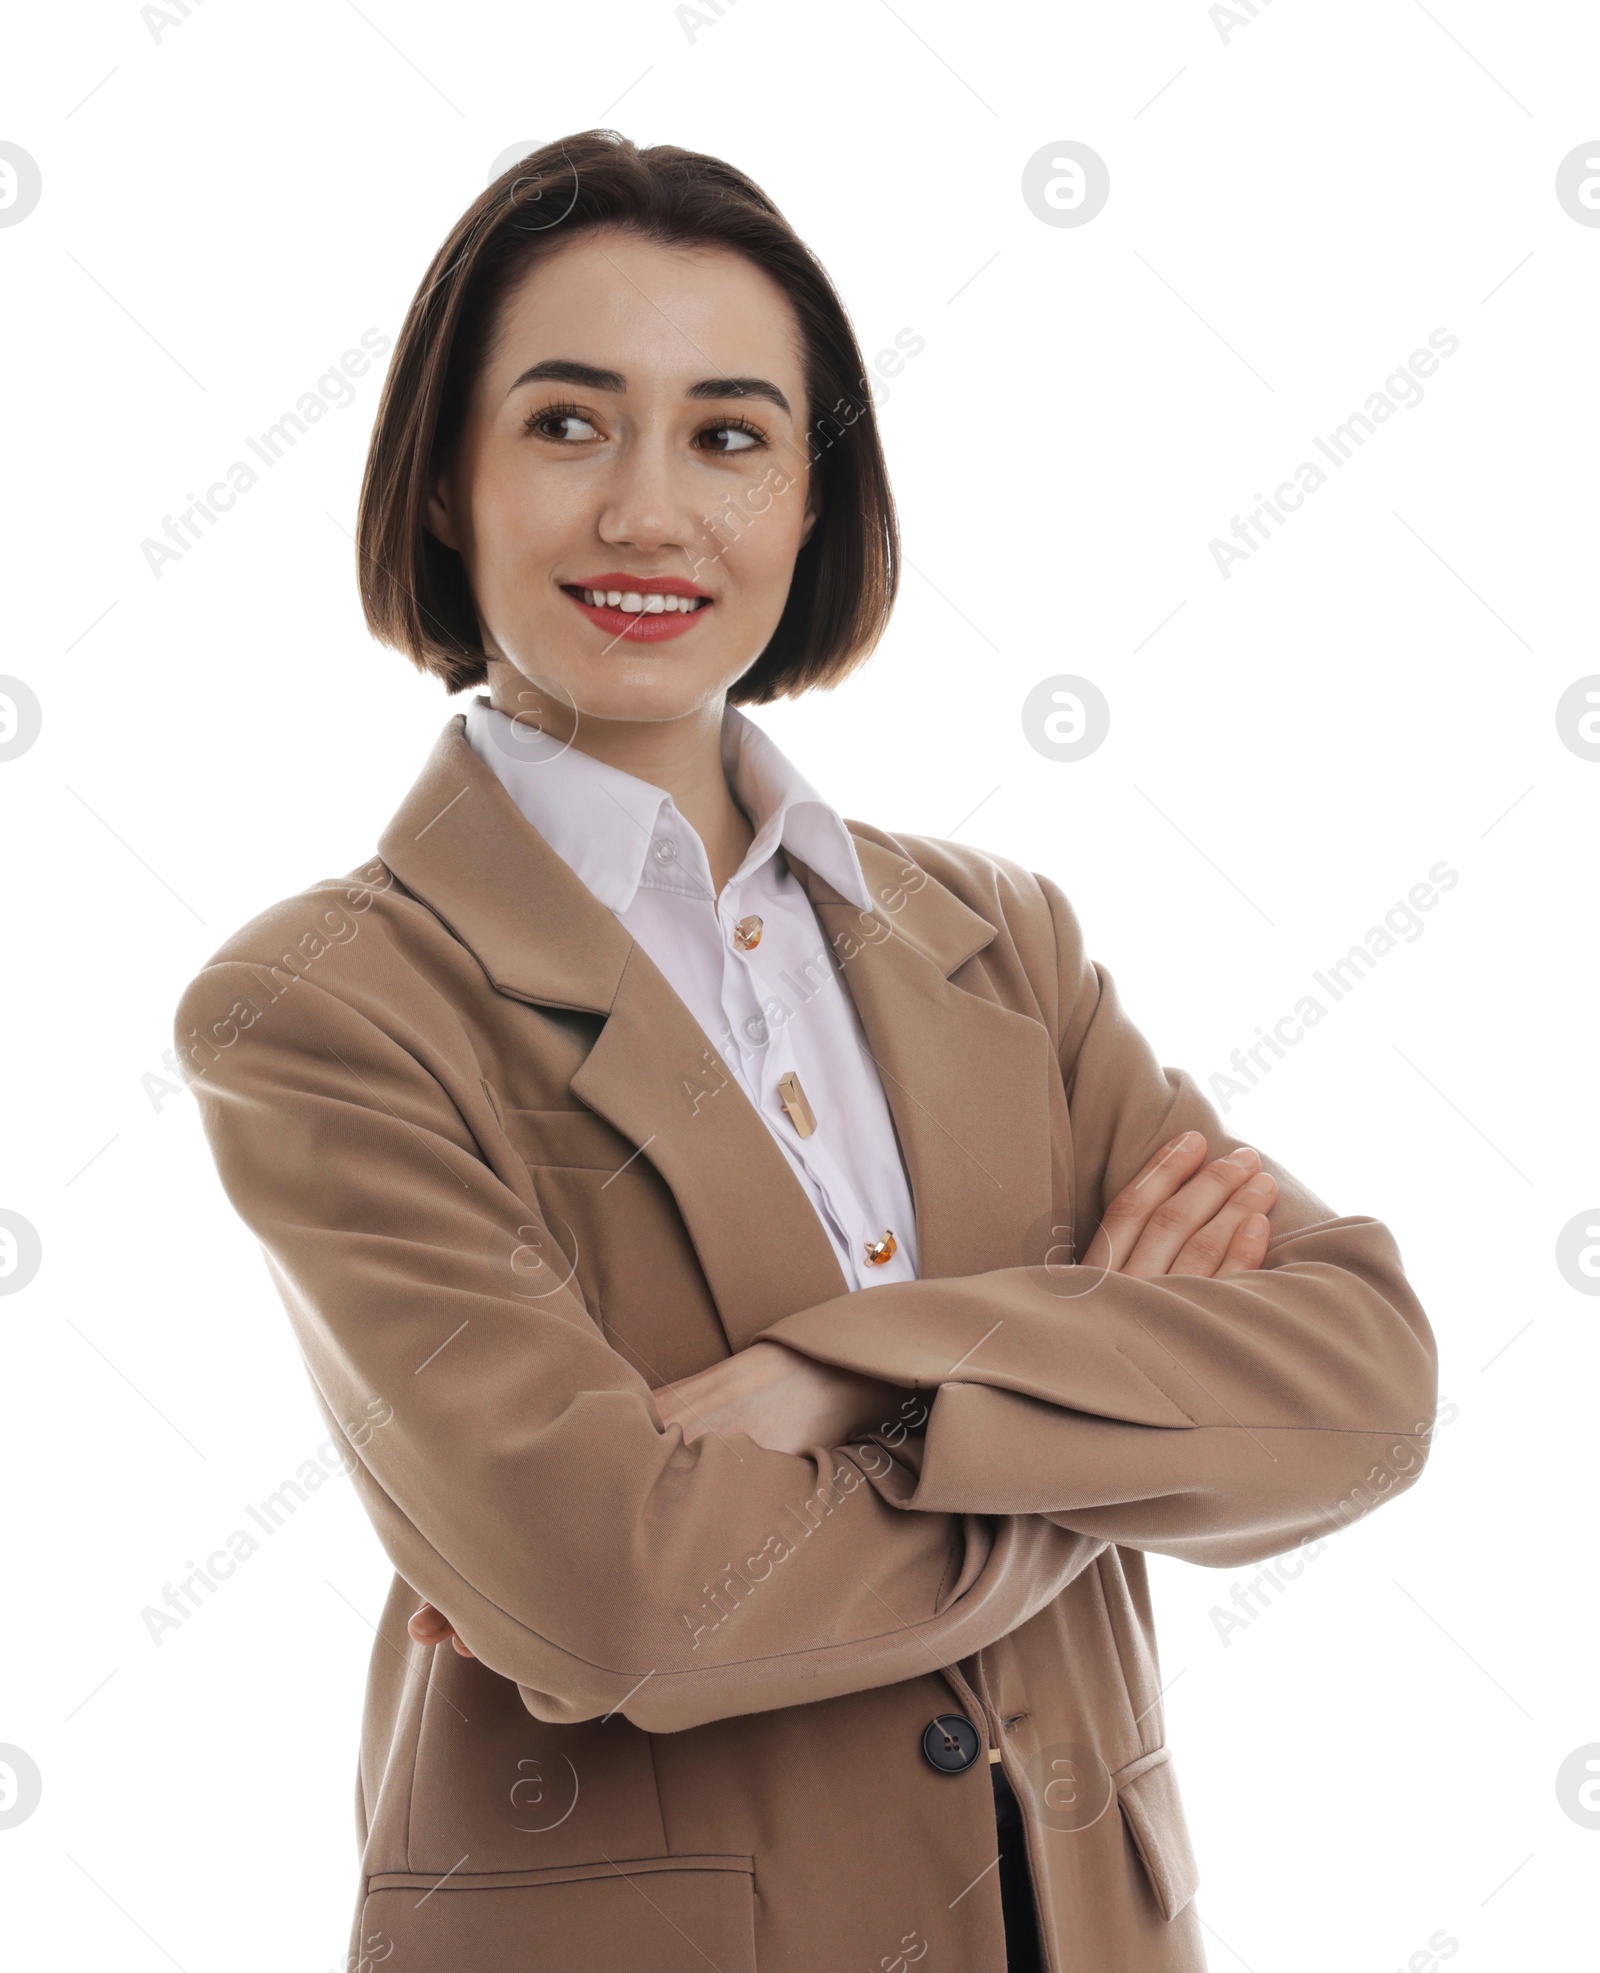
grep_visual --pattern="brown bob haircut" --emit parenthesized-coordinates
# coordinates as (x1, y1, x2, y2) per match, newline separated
(356, 128, 899, 702)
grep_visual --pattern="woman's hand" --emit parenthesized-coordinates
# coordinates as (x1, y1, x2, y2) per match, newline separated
(1082, 1130, 1278, 1279)
(406, 1145, 1270, 1657)
(654, 1339, 912, 1457)
(408, 1600, 474, 1656)
(407, 1345, 915, 1657)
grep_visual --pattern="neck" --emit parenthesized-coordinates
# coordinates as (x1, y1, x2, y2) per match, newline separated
(485, 669, 755, 894)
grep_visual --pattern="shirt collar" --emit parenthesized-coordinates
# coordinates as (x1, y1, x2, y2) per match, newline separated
(463, 696, 873, 916)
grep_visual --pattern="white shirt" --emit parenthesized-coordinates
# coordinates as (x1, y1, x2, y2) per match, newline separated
(465, 695, 919, 1291)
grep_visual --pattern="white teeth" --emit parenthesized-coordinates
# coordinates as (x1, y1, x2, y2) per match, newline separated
(579, 588, 703, 613)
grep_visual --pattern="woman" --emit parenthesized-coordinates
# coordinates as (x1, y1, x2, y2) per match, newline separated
(176, 130, 1438, 1973)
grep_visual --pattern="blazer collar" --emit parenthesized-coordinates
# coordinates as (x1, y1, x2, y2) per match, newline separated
(460, 694, 874, 918)
(379, 716, 1054, 1347)
(379, 715, 991, 1011)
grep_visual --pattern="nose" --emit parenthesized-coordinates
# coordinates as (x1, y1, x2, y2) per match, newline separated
(595, 429, 702, 566)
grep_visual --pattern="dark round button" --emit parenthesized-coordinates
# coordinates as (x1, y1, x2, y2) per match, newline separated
(921, 1713, 982, 1774)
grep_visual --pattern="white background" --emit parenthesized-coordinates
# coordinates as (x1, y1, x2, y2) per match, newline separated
(3, 2, 1597, 1968)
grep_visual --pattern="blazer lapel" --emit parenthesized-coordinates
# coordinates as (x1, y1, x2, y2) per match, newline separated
(377, 719, 847, 1352)
(378, 719, 1056, 1352)
(786, 835, 1057, 1284)
(566, 959, 850, 1347)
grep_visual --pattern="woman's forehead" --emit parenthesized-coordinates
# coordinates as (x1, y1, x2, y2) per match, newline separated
(488, 233, 806, 388)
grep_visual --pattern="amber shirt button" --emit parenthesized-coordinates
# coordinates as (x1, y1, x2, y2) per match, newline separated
(921, 1714, 982, 1774)
(864, 1230, 897, 1266)
(732, 914, 763, 951)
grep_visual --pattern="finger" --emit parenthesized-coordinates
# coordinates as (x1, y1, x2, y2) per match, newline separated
(1082, 1131, 1210, 1269)
(407, 1603, 453, 1645)
(1214, 1209, 1274, 1278)
(1117, 1147, 1265, 1278)
(409, 1602, 476, 1658)
(1167, 1174, 1278, 1277)
(656, 1390, 711, 1445)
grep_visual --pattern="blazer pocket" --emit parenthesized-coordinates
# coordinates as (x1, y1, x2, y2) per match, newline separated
(359, 1853, 757, 1973)
(1113, 1747, 1200, 1922)
(504, 1105, 640, 1174)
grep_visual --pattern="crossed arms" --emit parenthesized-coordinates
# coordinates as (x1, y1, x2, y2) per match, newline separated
(181, 869, 1438, 1730)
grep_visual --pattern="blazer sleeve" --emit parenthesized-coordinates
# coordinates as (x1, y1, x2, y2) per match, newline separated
(758, 871, 1441, 1569)
(176, 960, 1099, 1735)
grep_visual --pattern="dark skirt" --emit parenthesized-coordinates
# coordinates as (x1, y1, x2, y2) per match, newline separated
(992, 1761, 1043, 1972)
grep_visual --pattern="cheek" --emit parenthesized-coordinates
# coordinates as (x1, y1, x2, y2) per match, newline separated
(727, 473, 809, 597)
(472, 474, 570, 595)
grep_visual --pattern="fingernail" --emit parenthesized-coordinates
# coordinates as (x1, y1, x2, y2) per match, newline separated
(1226, 1145, 1259, 1168)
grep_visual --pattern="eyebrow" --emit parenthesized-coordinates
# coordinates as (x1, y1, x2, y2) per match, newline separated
(506, 358, 792, 416)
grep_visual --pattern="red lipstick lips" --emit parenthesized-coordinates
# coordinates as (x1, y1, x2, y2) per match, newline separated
(562, 572, 713, 643)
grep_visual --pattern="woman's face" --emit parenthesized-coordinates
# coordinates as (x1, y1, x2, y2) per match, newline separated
(426, 227, 818, 734)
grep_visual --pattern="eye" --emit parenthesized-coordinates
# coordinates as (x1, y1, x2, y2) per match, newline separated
(696, 417, 767, 455)
(524, 401, 602, 443)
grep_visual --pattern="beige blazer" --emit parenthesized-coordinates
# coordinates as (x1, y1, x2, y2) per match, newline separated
(175, 714, 1438, 1972)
